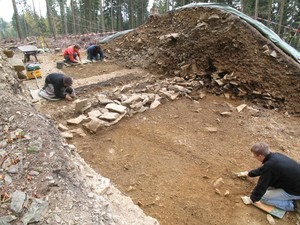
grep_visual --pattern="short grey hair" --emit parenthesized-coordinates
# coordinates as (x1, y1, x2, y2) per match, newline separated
(251, 142, 270, 156)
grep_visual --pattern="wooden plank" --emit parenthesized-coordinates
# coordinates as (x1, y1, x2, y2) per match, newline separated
(252, 201, 286, 219)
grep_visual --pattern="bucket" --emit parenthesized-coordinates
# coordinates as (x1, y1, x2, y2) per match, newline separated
(56, 61, 64, 69)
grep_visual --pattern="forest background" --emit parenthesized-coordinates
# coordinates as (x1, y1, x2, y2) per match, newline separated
(0, 0, 299, 51)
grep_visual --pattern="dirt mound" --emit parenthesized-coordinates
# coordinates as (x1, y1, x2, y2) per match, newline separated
(104, 6, 300, 114)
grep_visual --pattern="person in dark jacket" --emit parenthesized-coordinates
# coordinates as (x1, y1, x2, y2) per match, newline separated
(238, 142, 300, 211)
(86, 44, 105, 61)
(41, 73, 75, 101)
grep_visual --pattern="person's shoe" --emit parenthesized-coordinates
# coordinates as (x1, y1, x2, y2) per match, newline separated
(293, 200, 300, 215)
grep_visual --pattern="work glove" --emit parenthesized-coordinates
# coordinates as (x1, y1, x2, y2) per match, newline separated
(241, 196, 253, 205)
(236, 171, 248, 177)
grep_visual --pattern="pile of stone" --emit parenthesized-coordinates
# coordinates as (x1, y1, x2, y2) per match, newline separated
(57, 72, 264, 139)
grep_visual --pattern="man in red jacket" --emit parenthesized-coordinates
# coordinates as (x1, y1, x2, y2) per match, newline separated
(63, 45, 82, 64)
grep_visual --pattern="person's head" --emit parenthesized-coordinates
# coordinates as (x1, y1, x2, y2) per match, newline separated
(74, 45, 80, 50)
(251, 142, 270, 162)
(63, 76, 73, 87)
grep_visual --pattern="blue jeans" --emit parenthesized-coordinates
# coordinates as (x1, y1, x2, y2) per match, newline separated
(64, 53, 78, 63)
(261, 188, 300, 211)
(87, 52, 104, 61)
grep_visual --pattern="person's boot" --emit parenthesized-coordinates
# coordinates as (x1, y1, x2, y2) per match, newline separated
(294, 200, 300, 215)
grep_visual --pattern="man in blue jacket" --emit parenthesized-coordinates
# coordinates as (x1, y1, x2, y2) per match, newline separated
(86, 44, 105, 61)
(239, 142, 300, 211)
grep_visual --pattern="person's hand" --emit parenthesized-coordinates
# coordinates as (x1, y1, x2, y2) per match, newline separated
(65, 94, 73, 101)
(236, 171, 248, 177)
(241, 196, 253, 205)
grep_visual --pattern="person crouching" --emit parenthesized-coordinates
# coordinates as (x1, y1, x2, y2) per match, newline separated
(40, 73, 75, 101)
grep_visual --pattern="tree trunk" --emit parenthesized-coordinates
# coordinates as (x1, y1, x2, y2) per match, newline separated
(116, 0, 122, 31)
(166, 0, 169, 12)
(71, 0, 77, 35)
(277, 0, 285, 36)
(111, 0, 114, 31)
(12, 0, 23, 40)
(267, 0, 272, 27)
(63, 1, 68, 35)
(254, 0, 259, 20)
(32, 0, 36, 15)
(87, 0, 92, 33)
(99, 0, 105, 33)
(59, 0, 68, 35)
(240, 0, 244, 12)
(130, 0, 134, 29)
(46, 0, 57, 40)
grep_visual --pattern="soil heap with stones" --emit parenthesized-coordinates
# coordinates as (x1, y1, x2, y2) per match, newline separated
(104, 6, 300, 115)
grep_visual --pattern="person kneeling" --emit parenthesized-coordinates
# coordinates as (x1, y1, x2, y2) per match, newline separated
(39, 73, 75, 101)
(238, 142, 300, 212)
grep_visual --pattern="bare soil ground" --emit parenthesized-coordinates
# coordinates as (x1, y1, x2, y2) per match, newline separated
(28, 52, 300, 225)
(3, 5, 300, 225)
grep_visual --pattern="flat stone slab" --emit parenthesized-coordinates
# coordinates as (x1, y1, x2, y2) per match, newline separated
(99, 112, 120, 121)
(67, 115, 88, 125)
(74, 99, 88, 113)
(105, 103, 127, 113)
(84, 118, 106, 133)
(88, 109, 102, 119)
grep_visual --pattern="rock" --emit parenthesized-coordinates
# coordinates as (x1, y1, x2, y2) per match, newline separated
(96, 94, 113, 104)
(4, 174, 12, 185)
(224, 190, 230, 196)
(213, 177, 224, 187)
(27, 137, 43, 152)
(70, 128, 86, 137)
(67, 115, 88, 125)
(266, 214, 275, 225)
(84, 118, 106, 133)
(205, 127, 218, 133)
(10, 190, 27, 213)
(74, 99, 88, 113)
(88, 109, 101, 118)
(22, 198, 49, 225)
(60, 132, 74, 139)
(270, 51, 277, 58)
(215, 188, 221, 195)
(58, 123, 69, 131)
(150, 100, 161, 109)
(236, 103, 247, 112)
(0, 140, 7, 148)
(99, 112, 120, 121)
(105, 103, 127, 113)
(168, 84, 191, 94)
(0, 215, 17, 224)
(220, 111, 232, 117)
(29, 170, 40, 176)
(7, 164, 19, 174)
(122, 94, 142, 105)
